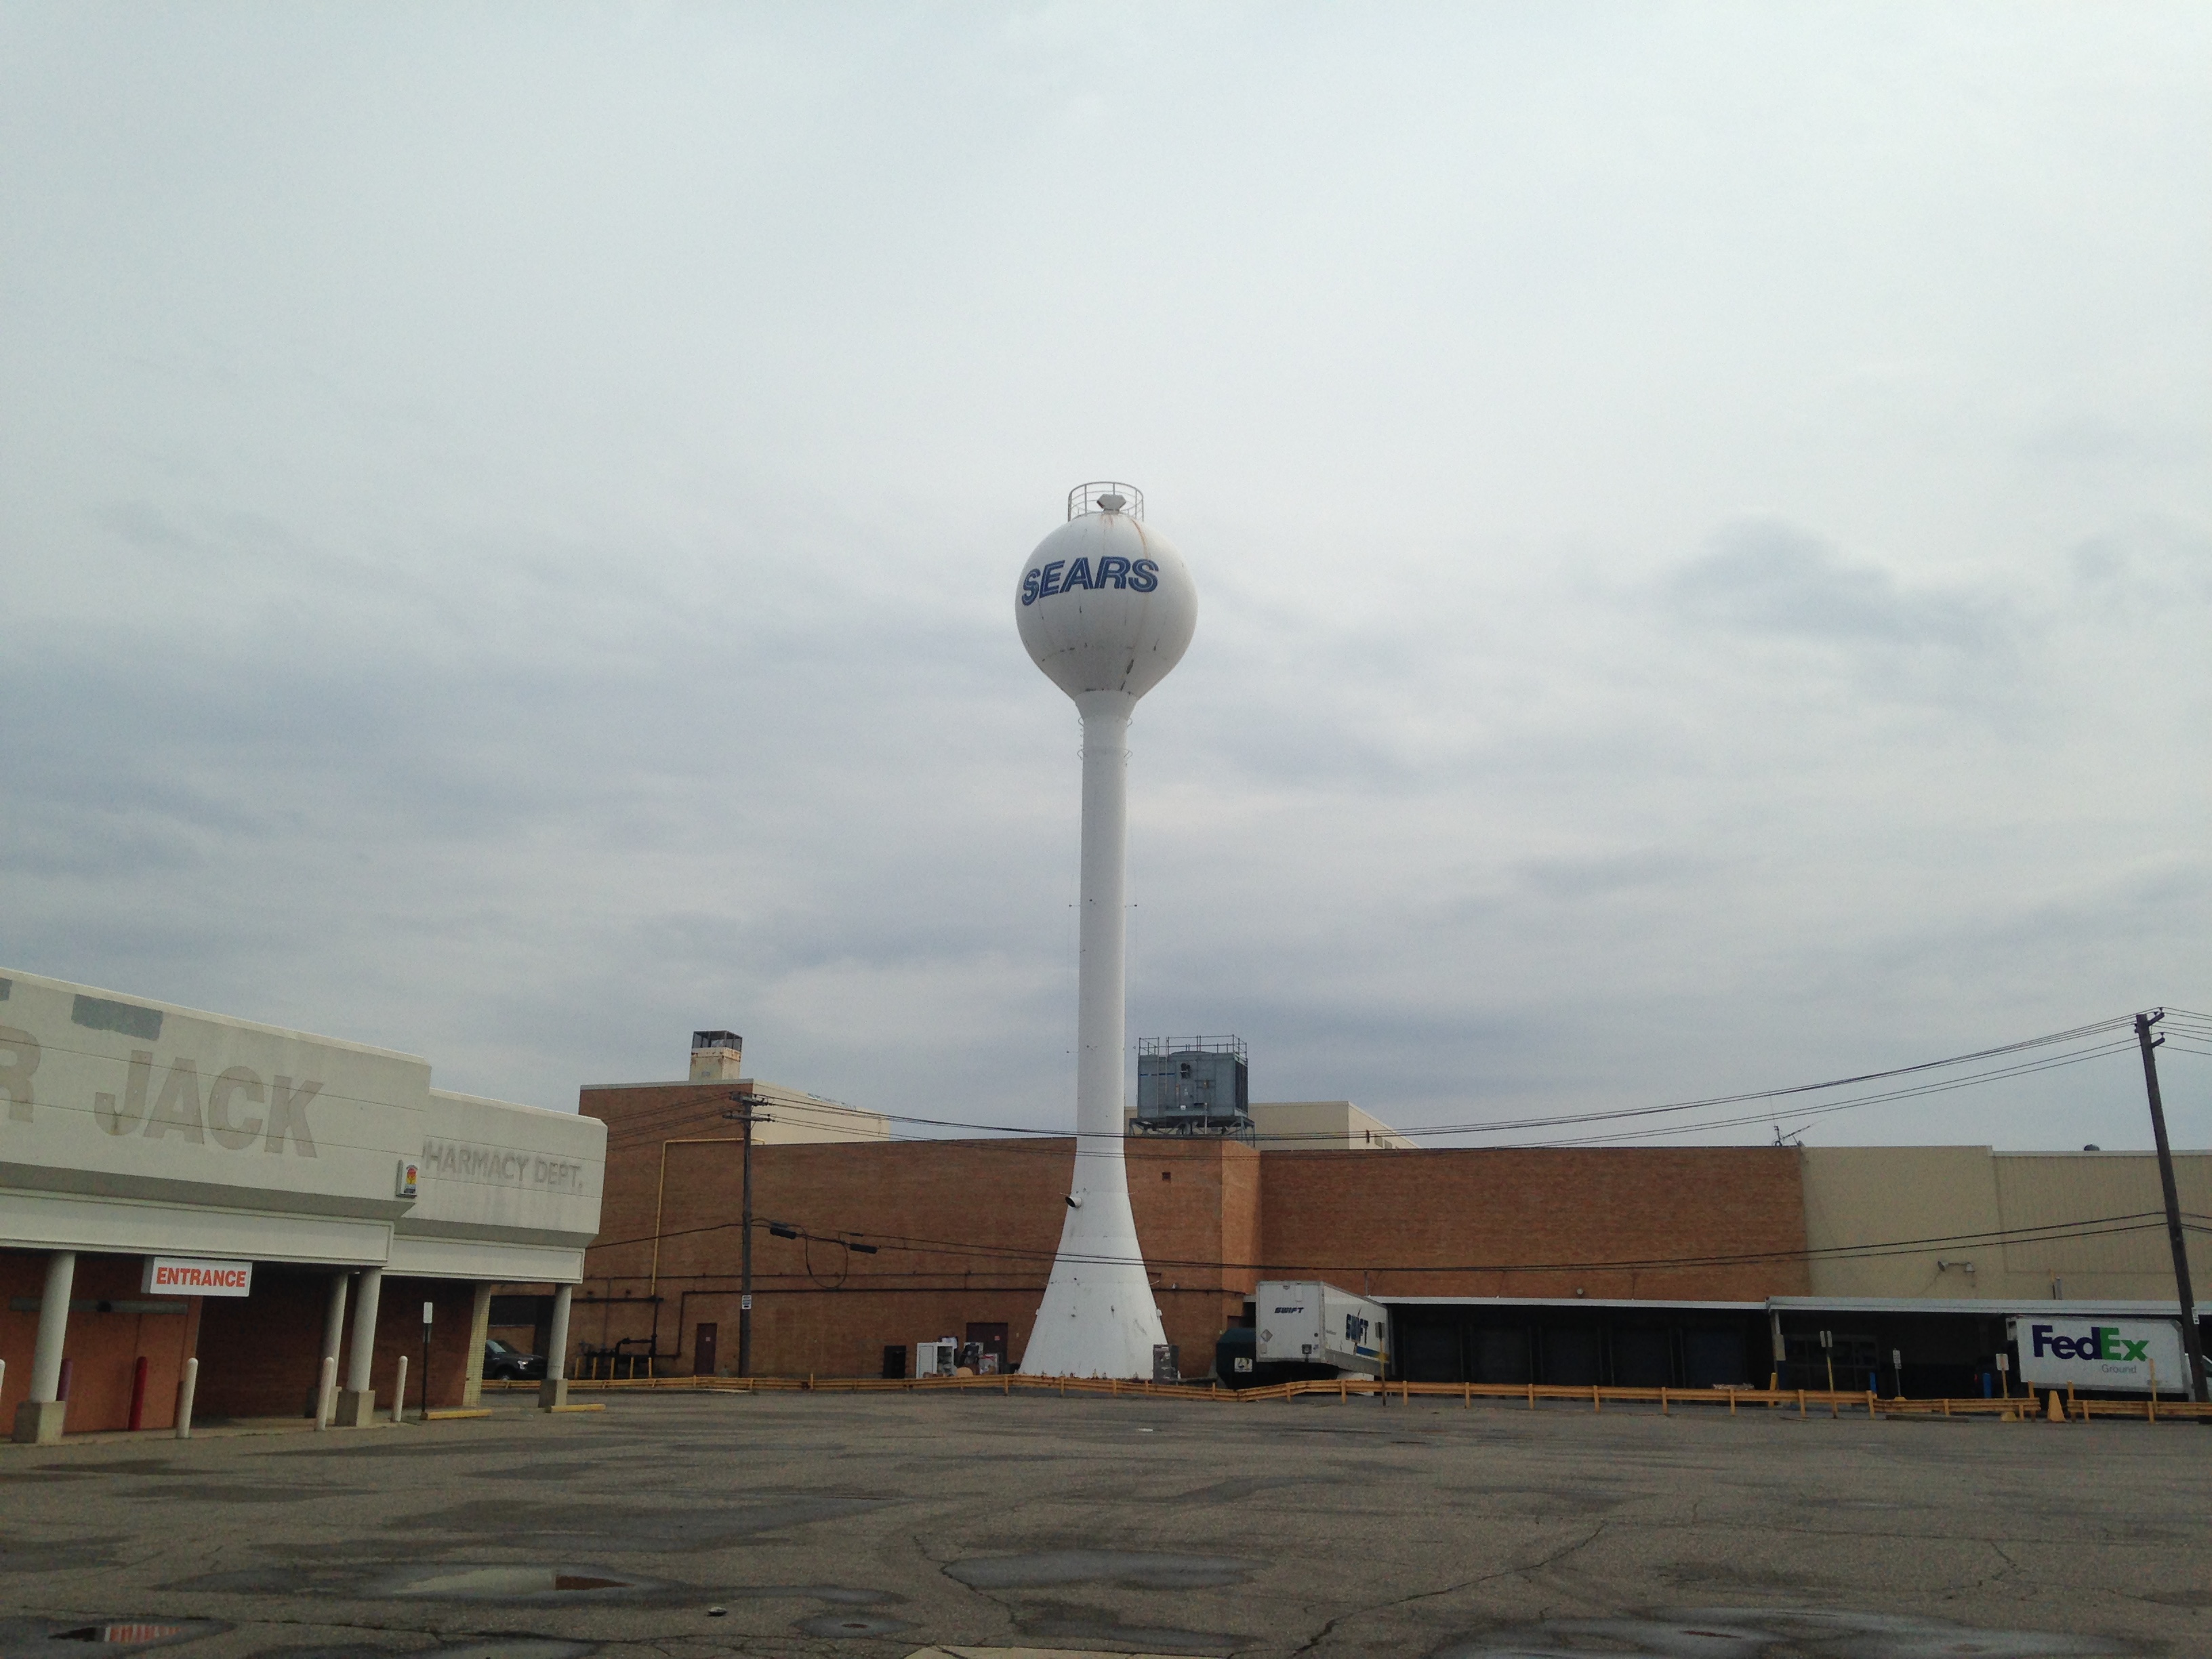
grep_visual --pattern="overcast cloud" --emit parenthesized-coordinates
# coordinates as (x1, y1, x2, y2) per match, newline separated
(2, 3, 2207, 1151)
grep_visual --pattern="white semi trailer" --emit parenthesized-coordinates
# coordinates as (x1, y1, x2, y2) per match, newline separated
(1254, 1280, 1389, 1378)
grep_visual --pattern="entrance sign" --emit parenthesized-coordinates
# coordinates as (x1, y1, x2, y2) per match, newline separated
(2011, 1316, 2190, 1393)
(142, 1256, 252, 1296)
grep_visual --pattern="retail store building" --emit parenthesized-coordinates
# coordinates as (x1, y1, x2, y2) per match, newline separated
(1, 969, 604, 1442)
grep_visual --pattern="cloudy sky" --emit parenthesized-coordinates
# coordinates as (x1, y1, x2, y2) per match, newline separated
(3, 3, 2207, 1151)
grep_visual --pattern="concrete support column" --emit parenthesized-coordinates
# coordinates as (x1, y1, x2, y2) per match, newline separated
(312, 1273, 350, 1417)
(12, 1251, 75, 1444)
(335, 1266, 383, 1427)
(537, 1283, 572, 1410)
(462, 1282, 493, 1408)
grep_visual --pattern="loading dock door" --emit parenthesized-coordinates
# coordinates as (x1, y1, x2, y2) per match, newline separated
(694, 1323, 717, 1377)
(1401, 1325, 1460, 1382)
(1682, 1329, 1748, 1387)
(1472, 1328, 1530, 1385)
(1613, 1328, 1671, 1388)
(1541, 1327, 1603, 1386)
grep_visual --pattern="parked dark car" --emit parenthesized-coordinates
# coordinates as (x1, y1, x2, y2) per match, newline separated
(483, 1338, 545, 1380)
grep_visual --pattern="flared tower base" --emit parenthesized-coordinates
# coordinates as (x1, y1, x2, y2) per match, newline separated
(1019, 1181, 1166, 1379)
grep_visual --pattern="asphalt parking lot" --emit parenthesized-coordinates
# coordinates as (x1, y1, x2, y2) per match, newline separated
(1, 1391, 2204, 1659)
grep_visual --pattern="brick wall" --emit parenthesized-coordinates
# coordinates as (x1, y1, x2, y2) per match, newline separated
(1259, 1147, 1811, 1301)
(579, 1134, 1071, 1378)
(194, 1267, 480, 1420)
(577, 1127, 1809, 1378)
(1127, 1136, 1258, 1366)
(0, 1250, 203, 1433)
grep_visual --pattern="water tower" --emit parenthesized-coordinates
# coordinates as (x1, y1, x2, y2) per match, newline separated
(1015, 482, 1198, 1378)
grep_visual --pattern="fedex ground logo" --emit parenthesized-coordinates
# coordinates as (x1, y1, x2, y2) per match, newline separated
(2014, 1315, 2188, 1394)
(2031, 1324, 2148, 1364)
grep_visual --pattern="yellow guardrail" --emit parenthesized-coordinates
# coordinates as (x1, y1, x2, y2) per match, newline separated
(484, 1372, 2212, 1422)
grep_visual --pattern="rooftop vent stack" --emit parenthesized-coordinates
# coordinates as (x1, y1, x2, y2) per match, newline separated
(1015, 481, 1197, 1379)
(689, 1030, 743, 1082)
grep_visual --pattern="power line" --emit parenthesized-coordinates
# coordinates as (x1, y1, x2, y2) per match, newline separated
(1521, 1039, 2139, 1148)
(593, 1023, 2146, 1160)
(587, 1008, 2183, 1166)
(586, 1208, 2193, 1282)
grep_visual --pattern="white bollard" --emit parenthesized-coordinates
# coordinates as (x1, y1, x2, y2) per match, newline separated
(392, 1355, 409, 1424)
(175, 1357, 199, 1440)
(314, 1355, 337, 1431)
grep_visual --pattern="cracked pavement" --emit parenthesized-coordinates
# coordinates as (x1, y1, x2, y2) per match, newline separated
(0, 1391, 2203, 1657)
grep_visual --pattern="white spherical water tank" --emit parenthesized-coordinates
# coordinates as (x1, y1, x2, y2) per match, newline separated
(1015, 496, 1197, 708)
(1015, 483, 1197, 1380)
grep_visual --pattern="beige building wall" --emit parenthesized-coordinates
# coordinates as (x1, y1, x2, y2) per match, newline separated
(1122, 1100, 1413, 1149)
(1801, 1146, 2211, 1301)
(590, 1032, 889, 1147)
(740, 1079, 890, 1145)
(1248, 1101, 1413, 1151)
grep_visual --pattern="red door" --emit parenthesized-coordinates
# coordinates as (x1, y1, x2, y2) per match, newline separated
(694, 1323, 718, 1376)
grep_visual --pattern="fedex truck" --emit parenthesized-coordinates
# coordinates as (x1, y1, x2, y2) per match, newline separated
(1254, 1280, 1389, 1378)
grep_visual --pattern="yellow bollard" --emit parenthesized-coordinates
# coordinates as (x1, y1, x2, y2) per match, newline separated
(1593, 1385, 1601, 1413)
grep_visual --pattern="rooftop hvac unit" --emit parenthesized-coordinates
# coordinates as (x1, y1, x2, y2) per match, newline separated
(1133, 1036, 1251, 1139)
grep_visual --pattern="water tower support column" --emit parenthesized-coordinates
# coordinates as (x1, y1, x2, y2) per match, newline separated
(1021, 690, 1168, 1377)
(1077, 691, 1132, 1158)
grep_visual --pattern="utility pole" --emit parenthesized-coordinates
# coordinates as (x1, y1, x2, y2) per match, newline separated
(722, 1094, 772, 1378)
(2135, 1010, 2209, 1404)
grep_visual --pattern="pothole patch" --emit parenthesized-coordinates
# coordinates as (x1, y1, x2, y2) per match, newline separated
(715, 1587, 897, 1607)
(1023, 1613, 1240, 1656)
(0, 1541, 125, 1576)
(375, 1566, 667, 1602)
(1430, 1607, 2137, 1657)
(399, 1497, 885, 1553)
(795, 1614, 914, 1639)
(945, 1551, 1256, 1591)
